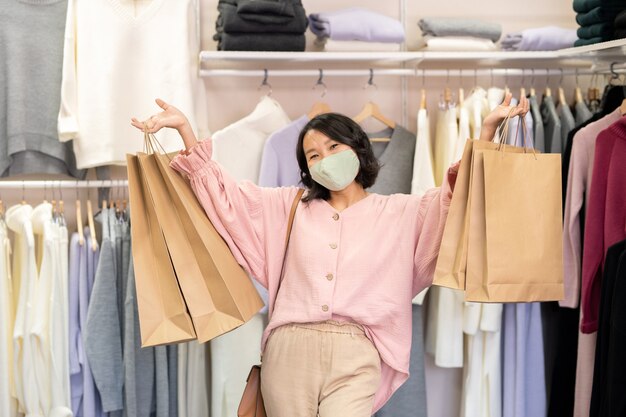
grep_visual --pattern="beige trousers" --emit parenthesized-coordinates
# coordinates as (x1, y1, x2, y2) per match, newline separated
(261, 321, 381, 417)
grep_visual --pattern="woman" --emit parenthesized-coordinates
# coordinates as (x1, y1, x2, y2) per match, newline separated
(131, 94, 528, 417)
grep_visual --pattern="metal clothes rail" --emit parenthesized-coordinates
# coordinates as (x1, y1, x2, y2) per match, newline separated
(0, 180, 128, 189)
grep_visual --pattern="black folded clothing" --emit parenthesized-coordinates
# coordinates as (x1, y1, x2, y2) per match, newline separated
(218, 32, 306, 51)
(217, 1, 307, 34)
(615, 28, 626, 38)
(573, 0, 625, 13)
(577, 22, 614, 39)
(574, 36, 605, 46)
(576, 5, 626, 26)
(615, 9, 626, 27)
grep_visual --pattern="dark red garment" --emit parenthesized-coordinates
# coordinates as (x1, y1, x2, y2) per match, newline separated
(581, 116, 626, 333)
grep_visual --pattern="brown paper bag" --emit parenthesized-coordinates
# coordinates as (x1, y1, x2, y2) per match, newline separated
(156, 151, 265, 340)
(465, 147, 564, 302)
(464, 116, 564, 302)
(433, 138, 477, 290)
(433, 138, 525, 290)
(127, 154, 196, 347)
(137, 130, 265, 342)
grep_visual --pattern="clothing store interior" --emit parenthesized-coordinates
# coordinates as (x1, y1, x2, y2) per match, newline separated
(1, 0, 626, 416)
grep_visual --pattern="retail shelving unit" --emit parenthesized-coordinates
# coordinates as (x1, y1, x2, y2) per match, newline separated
(198, 38, 626, 126)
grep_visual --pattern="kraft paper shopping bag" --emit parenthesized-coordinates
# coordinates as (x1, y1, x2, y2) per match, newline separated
(127, 153, 196, 347)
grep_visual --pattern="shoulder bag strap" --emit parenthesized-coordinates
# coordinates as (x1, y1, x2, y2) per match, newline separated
(272, 188, 305, 314)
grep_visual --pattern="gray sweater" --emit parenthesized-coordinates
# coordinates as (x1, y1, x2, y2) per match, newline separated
(0, 0, 84, 178)
(367, 124, 416, 195)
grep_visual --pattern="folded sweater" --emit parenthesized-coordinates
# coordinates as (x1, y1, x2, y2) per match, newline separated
(308, 8, 404, 42)
(500, 26, 577, 51)
(218, 32, 305, 51)
(576, 5, 626, 26)
(577, 22, 614, 39)
(418, 17, 502, 42)
(215, 0, 308, 34)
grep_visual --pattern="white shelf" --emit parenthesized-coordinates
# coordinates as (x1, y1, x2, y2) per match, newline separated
(199, 38, 626, 66)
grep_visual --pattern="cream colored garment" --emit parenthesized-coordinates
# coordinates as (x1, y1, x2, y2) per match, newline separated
(487, 87, 505, 111)
(463, 87, 489, 140)
(425, 287, 464, 368)
(461, 303, 502, 417)
(411, 108, 436, 304)
(315, 38, 402, 51)
(454, 104, 471, 161)
(422, 36, 497, 51)
(47, 222, 71, 417)
(434, 106, 458, 186)
(7, 204, 40, 416)
(211, 314, 265, 417)
(0, 220, 17, 417)
(58, 0, 209, 168)
(178, 342, 209, 417)
(212, 96, 291, 184)
(261, 321, 380, 417)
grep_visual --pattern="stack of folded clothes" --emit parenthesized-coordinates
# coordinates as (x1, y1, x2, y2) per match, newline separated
(615, 10, 626, 39)
(501, 26, 577, 51)
(214, 0, 308, 51)
(417, 18, 502, 51)
(573, 0, 626, 46)
(309, 8, 405, 52)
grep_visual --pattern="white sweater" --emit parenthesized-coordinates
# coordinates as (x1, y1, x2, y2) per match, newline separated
(58, 0, 208, 169)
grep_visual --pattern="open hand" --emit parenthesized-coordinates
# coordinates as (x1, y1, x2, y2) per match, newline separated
(131, 99, 198, 150)
(131, 98, 188, 133)
(479, 92, 529, 142)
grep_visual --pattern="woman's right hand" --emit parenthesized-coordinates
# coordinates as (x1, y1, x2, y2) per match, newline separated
(131, 98, 198, 150)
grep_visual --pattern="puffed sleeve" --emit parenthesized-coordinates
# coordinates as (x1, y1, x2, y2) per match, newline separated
(170, 139, 298, 288)
(412, 162, 459, 296)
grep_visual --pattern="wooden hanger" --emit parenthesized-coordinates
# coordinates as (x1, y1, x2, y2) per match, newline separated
(420, 89, 427, 110)
(620, 98, 626, 115)
(558, 87, 567, 107)
(307, 102, 332, 119)
(76, 200, 84, 245)
(353, 101, 395, 143)
(87, 200, 97, 252)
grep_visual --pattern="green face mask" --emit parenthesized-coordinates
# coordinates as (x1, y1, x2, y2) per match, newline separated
(309, 149, 360, 191)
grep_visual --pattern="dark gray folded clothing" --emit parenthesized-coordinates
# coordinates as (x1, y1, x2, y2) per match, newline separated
(577, 22, 614, 38)
(218, 32, 306, 51)
(574, 0, 626, 13)
(217, 1, 307, 33)
(237, 0, 295, 23)
(573, 0, 601, 13)
(418, 18, 502, 42)
(574, 36, 605, 46)
(615, 28, 626, 38)
(576, 6, 626, 26)
(615, 9, 626, 27)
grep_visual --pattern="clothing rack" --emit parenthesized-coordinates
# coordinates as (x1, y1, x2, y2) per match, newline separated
(0, 180, 128, 189)
(199, 67, 626, 79)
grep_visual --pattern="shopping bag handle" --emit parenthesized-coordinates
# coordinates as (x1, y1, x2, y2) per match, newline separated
(142, 126, 174, 162)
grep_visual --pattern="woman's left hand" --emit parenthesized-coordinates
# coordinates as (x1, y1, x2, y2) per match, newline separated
(479, 92, 530, 142)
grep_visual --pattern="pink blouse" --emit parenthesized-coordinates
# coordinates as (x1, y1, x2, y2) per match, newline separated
(170, 139, 457, 412)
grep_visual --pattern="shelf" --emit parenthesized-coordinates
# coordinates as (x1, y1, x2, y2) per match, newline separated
(199, 38, 626, 67)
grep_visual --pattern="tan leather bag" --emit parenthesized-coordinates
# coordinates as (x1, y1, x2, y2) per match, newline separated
(237, 188, 305, 417)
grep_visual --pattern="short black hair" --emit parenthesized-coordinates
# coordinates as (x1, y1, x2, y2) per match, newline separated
(296, 113, 380, 202)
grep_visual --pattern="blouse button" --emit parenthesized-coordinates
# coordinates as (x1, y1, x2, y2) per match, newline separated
(322, 305, 329, 312)
(326, 273, 334, 281)
(332, 213, 340, 221)
(329, 243, 337, 249)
